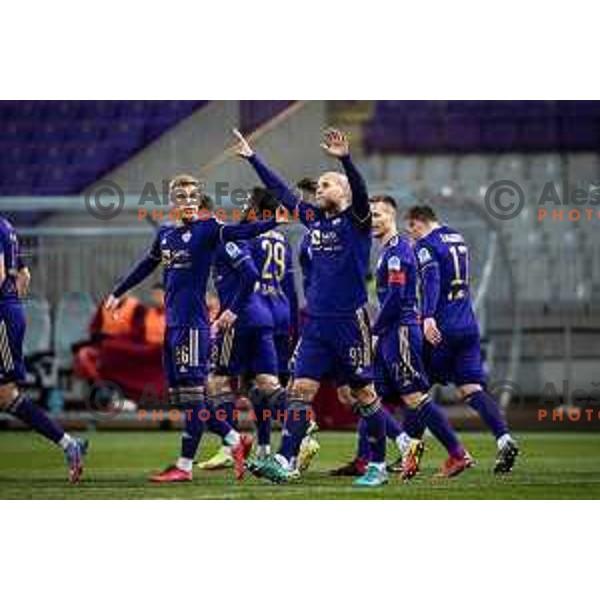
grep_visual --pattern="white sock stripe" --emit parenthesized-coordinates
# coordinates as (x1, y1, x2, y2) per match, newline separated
(0, 321, 13, 371)
(0, 321, 9, 368)
(191, 329, 197, 367)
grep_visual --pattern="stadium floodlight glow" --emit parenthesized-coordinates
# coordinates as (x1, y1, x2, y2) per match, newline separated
(441, 186, 453, 197)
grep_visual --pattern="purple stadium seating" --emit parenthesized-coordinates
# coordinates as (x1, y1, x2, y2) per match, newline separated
(364, 100, 600, 154)
(239, 101, 295, 134)
(0, 100, 207, 196)
(445, 115, 481, 151)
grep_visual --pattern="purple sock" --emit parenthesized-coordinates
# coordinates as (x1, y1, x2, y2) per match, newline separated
(383, 405, 403, 440)
(9, 394, 65, 445)
(181, 402, 207, 460)
(403, 404, 426, 439)
(466, 390, 509, 439)
(356, 418, 371, 461)
(206, 403, 233, 440)
(222, 400, 236, 429)
(359, 402, 386, 464)
(249, 387, 273, 447)
(415, 400, 464, 459)
(279, 400, 312, 461)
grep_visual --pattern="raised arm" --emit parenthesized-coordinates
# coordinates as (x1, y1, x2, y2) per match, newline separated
(321, 129, 370, 226)
(232, 129, 318, 227)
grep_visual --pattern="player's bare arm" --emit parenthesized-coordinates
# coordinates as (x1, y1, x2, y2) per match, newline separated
(16, 266, 31, 299)
(0, 254, 5, 289)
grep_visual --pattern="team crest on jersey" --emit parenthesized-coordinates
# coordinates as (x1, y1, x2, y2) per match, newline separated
(387, 256, 401, 271)
(181, 231, 192, 243)
(225, 242, 242, 259)
(417, 247, 432, 264)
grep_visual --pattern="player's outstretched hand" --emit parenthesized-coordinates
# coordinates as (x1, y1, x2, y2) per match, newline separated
(423, 317, 442, 346)
(105, 294, 120, 313)
(321, 128, 350, 158)
(211, 309, 238, 337)
(232, 128, 254, 158)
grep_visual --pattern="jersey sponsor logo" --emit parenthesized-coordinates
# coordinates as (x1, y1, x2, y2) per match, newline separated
(417, 247, 432, 264)
(388, 269, 406, 285)
(181, 231, 192, 243)
(440, 233, 464, 244)
(225, 242, 242, 260)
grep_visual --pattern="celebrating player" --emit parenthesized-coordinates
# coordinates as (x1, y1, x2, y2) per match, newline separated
(106, 175, 278, 483)
(369, 196, 472, 479)
(0, 214, 88, 483)
(234, 127, 389, 487)
(407, 205, 520, 473)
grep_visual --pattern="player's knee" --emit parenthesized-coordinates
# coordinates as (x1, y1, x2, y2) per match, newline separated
(337, 386, 354, 406)
(403, 392, 426, 409)
(458, 383, 481, 400)
(207, 375, 230, 397)
(0, 383, 18, 409)
(289, 378, 318, 403)
(351, 384, 377, 406)
(254, 374, 279, 392)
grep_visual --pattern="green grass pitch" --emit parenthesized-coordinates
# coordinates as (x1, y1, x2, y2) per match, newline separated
(0, 431, 599, 499)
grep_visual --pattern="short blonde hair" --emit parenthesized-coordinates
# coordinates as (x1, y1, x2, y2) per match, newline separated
(169, 173, 202, 192)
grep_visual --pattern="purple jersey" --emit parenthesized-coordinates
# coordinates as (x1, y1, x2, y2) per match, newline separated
(112, 217, 277, 328)
(415, 225, 478, 334)
(372, 234, 419, 334)
(0, 216, 21, 304)
(247, 154, 371, 319)
(247, 230, 297, 335)
(213, 240, 273, 330)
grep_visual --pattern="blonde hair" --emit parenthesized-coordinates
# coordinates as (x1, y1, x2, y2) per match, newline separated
(169, 173, 202, 192)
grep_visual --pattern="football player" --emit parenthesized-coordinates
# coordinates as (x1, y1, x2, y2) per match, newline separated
(0, 214, 88, 483)
(407, 204, 519, 474)
(234, 128, 389, 487)
(370, 196, 471, 479)
(106, 175, 278, 483)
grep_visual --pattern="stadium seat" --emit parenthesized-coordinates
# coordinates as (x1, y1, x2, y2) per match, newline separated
(0, 100, 207, 196)
(385, 156, 418, 185)
(456, 156, 492, 197)
(421, 156, 455, 190)
(493, 154, 526, 184)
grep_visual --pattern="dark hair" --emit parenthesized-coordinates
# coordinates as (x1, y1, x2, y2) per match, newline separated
(199, 193, 214, 211)
(249, 187, 279, 215)
(370, 195, 397, 210)
(296, 178, 317, 194)
(406, 204, 437, 222)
